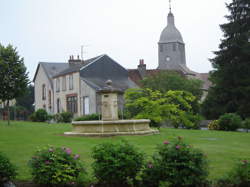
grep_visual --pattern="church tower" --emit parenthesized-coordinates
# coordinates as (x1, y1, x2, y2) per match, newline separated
(158, 2, 187, 71)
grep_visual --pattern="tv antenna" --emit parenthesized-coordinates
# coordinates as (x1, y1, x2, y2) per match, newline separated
(81, 45, 90, 60)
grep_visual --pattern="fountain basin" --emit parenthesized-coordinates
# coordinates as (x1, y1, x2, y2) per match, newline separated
(64, 119, 159, 136)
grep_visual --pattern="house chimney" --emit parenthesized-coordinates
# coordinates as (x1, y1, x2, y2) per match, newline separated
(137, 59, 146, 78)
(68, 54, 84, 66)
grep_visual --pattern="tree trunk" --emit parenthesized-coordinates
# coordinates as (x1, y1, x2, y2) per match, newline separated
(7, 100, 10, 125)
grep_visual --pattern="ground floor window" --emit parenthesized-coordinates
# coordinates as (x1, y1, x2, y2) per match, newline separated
(57, 98, 61, 113)
(83, 96, 90, 115)
(67, 95, 77, 113)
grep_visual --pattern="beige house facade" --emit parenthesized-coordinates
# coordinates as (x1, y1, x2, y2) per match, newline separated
(33, 55, 137, 117)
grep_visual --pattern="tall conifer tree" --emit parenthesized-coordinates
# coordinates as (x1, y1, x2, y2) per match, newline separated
(202, 0, 250, 119)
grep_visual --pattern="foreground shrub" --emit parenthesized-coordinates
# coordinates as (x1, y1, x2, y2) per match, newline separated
(218, 113, 242, 131)
(29, 146, 85, 186)
(29, 109, 49, 122)
(74, 113, 100, 121)
(208, 120, 220, 130)
(216, 159, 250, 187)
(92, 141, 144, 186)
(141, 137, 208, 187)
(0, 152, 17, 185)
(54, 112, 73, 123)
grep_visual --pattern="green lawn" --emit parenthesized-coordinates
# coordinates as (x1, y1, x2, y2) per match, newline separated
(0, 120, 250, 181)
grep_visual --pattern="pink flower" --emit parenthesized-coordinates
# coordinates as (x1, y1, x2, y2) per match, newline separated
(45, 160, 50, 165)
(65, 148, 72, 155)
(74, 154, 80, 160)
(163, 140, 169, 145)
(176, 145, 181, 150)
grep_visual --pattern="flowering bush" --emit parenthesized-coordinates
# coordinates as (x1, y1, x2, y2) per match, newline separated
(208, 120, 220, 130)
(29, 146, 85, 186)
(216, 159, 250, 187)
(92, 141, 144, 186)
(141, 137, 208, 187)
(0, 152, 17, 185)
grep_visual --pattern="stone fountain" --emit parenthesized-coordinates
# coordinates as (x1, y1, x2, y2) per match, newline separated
(64, 80, 159, 136)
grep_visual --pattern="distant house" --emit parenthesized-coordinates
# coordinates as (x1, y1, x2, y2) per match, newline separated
(33, 54, 137, 116)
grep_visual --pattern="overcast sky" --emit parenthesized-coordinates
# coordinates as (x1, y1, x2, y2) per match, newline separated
(0, 0, 231, 80)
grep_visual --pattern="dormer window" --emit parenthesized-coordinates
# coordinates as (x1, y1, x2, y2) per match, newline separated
(42, 84, 46, 100)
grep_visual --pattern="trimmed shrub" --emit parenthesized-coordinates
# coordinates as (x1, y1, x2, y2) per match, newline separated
(29, 109, 48, 122)
(92, 141, 144, 186)
(183, 113, 202, 129)
(74, 113, 100, 121)
(0, 152, 17, 185)
(216, 159, 250, 187)
(208, 120, 220, 130)
(218, 113, 242, 131)
(54, 112, 73, 123)
(242, 118, 250, 133)
(53, 113, 63, 123)
(60, 112, 73, 123)
(28, 146, 85, 186)
(141, 137, 209, 187)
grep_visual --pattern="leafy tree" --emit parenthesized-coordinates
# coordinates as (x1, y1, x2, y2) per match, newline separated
(141, 71, 203, 113)
(0, 44, 29, 125)
(125, 88, 200, 129)
(16, 84, 34, 114)
(202, 0, 250, 119)
(141, 71, 203, 100)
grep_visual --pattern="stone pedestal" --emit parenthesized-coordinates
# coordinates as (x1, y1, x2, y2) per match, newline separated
(101, 93, 118, 121)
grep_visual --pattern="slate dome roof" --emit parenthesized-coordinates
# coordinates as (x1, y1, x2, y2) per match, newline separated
(159, 12, 184, 44)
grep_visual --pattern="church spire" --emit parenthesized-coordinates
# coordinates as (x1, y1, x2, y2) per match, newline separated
(167, 0, 175, 26)
(169, 0, 172, 13)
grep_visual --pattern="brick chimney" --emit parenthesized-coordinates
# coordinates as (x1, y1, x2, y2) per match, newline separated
(68, 55, 84, 66)
(137, 59, 146, 78)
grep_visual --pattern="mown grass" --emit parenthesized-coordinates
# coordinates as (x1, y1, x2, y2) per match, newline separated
(0, 120, 250, 181)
